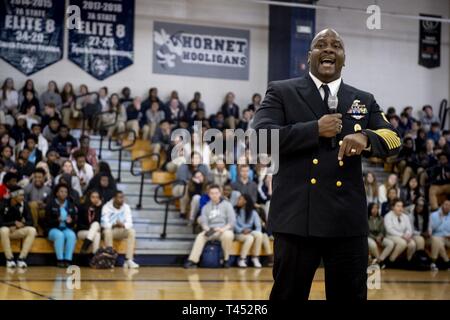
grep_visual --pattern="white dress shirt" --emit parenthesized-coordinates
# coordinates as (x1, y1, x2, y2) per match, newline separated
(384, 211, 413, 238)
(309, 72, 342, 100)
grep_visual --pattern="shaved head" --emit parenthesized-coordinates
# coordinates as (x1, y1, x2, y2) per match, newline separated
(310, 28, 344, 50)
(308, 28, 346, 83)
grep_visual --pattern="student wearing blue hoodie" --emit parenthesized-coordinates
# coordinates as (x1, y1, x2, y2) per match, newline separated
(234, 194, 264, 268)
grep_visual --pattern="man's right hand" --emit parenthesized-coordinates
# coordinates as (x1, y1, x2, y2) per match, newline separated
(318, 113, 342, 138)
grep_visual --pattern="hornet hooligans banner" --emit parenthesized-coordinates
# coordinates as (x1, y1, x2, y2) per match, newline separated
(68, 0, 134, 80)
(0, 0, 65, 75)
(153, 21, 250, 80)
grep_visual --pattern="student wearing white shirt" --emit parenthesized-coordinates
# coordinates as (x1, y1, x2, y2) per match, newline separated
(71, 151, 94, 193)
(101, 191, 138, 269)
(384, 199, 417, 262)
(0, 78, 19, 125)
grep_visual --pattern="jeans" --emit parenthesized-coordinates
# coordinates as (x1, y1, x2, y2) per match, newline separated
(48, 228, 77, 261)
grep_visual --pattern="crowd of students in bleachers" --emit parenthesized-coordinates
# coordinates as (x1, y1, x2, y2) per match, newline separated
(364, 105, 450, 271)
(1, 76, 449, 271)
(0, 77, 271, 269)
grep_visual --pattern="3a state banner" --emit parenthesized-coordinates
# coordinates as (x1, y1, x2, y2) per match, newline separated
(0, 0, 65, 75)
(68, 0, 135, 80)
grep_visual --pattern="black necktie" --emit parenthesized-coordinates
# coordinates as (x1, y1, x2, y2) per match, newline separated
(321, 84, 330, 112)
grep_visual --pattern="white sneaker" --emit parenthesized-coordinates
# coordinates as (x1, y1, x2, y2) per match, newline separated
(17, 260, 27, 268)
(251, 257, 262, 268)
(123, 259, 139, 269)
(238, 259, 247, 268)
(430, 263, 439, 271)
(6, 260, 16, 268)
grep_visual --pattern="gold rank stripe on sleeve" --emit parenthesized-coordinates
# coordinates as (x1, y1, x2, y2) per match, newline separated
(368, 129, 401, 150)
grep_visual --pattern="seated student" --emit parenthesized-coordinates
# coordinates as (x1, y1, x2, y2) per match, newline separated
(367, 203, 394, 269)
(35, 161, 53, 187)
(14, 149, 34, 186)
(71, 151, 94, 193)
(384, 199, 417, 263)
(173, 152, 210, 218)
(429, 199, 450, 271)
(24, 134, 43, 166)
(87, 172, 117, 203)
(50, 125, 78, 159)
(406, 197, 429, 258)
(221, 92, 239, 129)
(378, 173, 400, 204)
(151, 119, 172, 156)
(210, 156, 230, 188)
(184, 184, 235, 269)
(45, 183, 78, 268)
(0, 172, 18, 200)
(231, 165, 258, 204)
(77, 190, 102, 254)
(101, 191, 138, 269)
(42, 116, 61, 143)
(54, 160, 83, 196)
(11, 116, 30, 144)
(1, 145, 15, 171)
(22, 105, 41, 129)
(237, 109, 252, 131)
(400, 177, 423, 212)
(24, 168, 52, 235)
(40, 103, 60, 129)
(222, 183, 241, 207)
(28, 124, 48, 156)
(234, 194, 265, 268)
(125, 96, 144, 139)
(142, 101, 165, 140)
(0, 186, 37, 268)
(187, 170, 208, 223)
(381, 187, 398, 217)
(70, 135, 98, 167)
(428, 153, 450, 211)
(46, 149, 61, 179)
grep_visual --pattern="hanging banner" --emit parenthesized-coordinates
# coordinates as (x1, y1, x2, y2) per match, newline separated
(419, 14, 441, 69)
(68, 0, 135, 80)
(153, 21, 250, 80)
(0, 0, 65, 75)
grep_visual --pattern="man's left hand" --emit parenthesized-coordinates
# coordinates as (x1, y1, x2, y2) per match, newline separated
(338, 133, 368, 160)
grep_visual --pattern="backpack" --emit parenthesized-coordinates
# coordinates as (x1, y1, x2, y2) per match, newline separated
(199, 241, 223, 268)
(89, 247, 118, 269)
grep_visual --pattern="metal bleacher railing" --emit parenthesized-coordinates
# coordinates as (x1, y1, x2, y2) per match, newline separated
(130, 151, 161, 210)
(153, 179, 187, 239)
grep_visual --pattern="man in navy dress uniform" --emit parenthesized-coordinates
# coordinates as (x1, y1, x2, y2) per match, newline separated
(252, 28, 401, 300)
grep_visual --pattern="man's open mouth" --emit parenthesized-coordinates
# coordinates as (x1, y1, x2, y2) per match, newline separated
(320, 57, 335, 67)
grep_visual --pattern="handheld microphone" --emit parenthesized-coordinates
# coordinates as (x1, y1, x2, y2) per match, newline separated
(328, 95, 339, 148)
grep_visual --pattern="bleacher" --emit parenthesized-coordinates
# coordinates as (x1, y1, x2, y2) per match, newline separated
(0, 128, 273, 266)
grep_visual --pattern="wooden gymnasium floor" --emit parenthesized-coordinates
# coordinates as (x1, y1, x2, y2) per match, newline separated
(0, 267, 448, 300)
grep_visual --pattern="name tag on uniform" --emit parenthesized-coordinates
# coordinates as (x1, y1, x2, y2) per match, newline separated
(346, 99, 368, 120)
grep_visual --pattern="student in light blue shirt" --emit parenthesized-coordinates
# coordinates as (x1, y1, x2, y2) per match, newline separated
(429, 199, 450, 270)
(234, 194, 266, 268)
